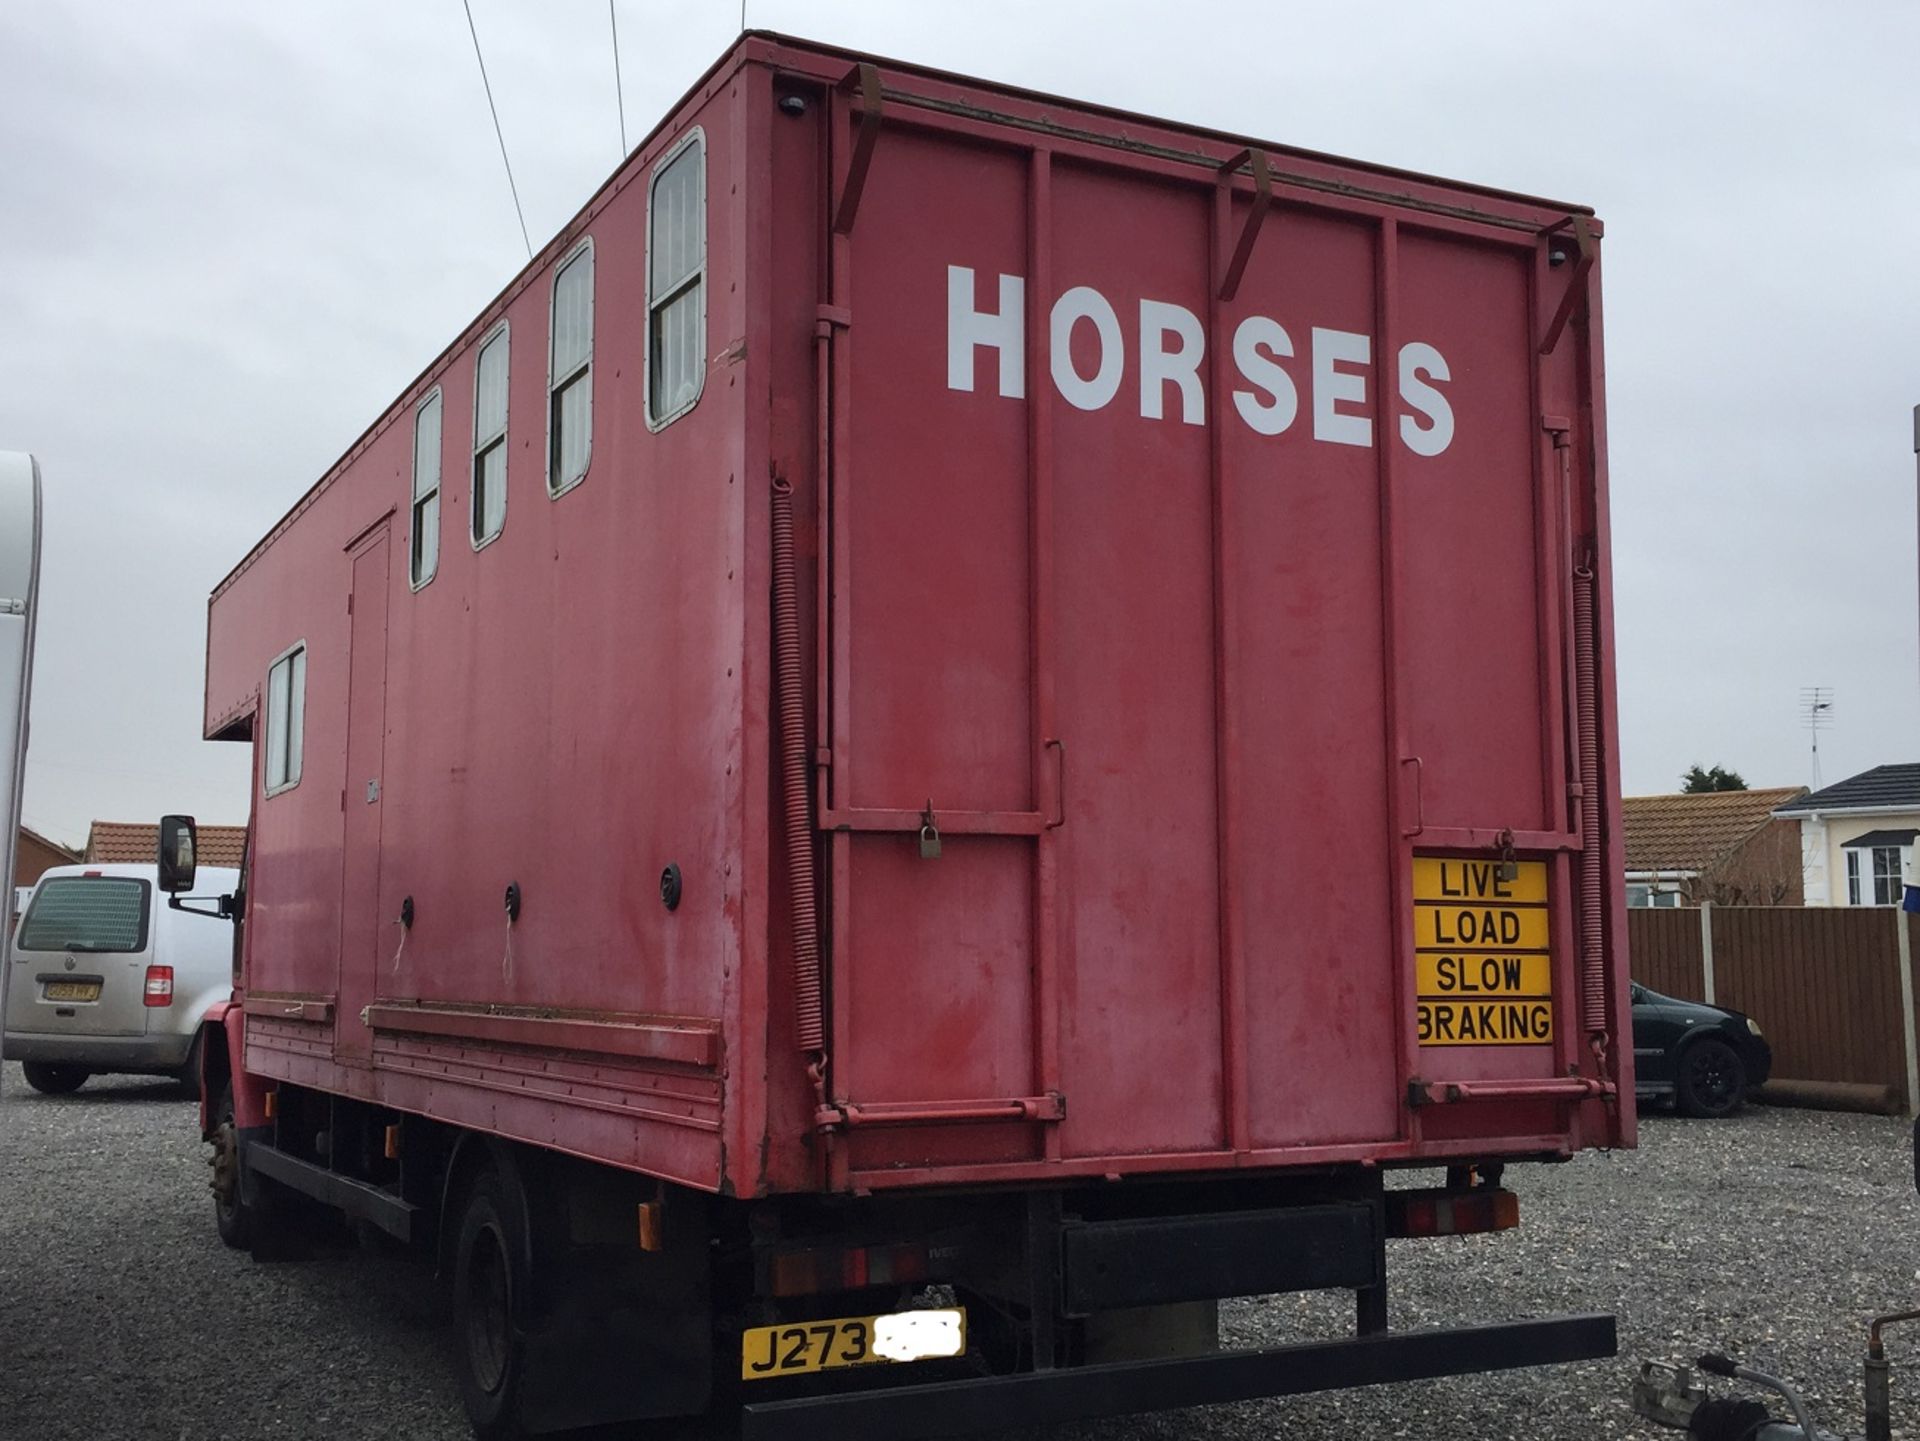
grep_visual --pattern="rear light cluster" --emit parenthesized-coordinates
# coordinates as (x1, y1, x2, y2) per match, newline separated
(1386, 1187, 1520, 1239)
(766, 1240, 930, 1297)
(143, 965, 174, 1007)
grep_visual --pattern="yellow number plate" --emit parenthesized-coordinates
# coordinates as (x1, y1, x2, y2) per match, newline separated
(741, 1308, 966, 1380)
(43, 981, 101, 1003)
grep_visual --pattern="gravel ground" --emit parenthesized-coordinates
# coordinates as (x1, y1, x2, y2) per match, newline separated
(2, 1062, 1916, 1440)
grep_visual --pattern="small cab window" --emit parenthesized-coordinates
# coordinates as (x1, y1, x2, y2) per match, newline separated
(549, 243, 594, 494)
(473, 325, 509, 546)
(17, 877, 151, 953)
(647, 132, 705, 427)
(264, 644, 306, 795)
(411, 389, 443, 586)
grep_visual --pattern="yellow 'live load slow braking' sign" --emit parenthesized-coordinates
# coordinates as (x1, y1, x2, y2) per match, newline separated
(1413, 857, 1553, 1046)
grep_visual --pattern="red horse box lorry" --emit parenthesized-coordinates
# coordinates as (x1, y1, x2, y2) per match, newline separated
(174, 31, 1631, 1439)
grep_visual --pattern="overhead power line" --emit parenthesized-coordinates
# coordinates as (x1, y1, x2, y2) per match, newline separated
(610, 1, 628, 156)
(461, 0, 533, 260)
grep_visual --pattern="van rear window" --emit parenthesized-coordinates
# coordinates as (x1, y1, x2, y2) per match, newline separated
(15, 878, 150, 953)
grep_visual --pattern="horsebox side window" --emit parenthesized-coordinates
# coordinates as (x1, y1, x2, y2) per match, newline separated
(411, 388, 443, 586)
(264, 643, 306, 796)
(548, 242, 594, 495)
(646, 131, 705, 428)
(472, 324, 509, 547)
(17, 877, 151, 953)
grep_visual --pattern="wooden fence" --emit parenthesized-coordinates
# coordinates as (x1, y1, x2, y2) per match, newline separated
(1628, 905, 1920, 1103)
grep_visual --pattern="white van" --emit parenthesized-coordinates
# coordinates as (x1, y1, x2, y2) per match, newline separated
(4, 862, 240, 1095)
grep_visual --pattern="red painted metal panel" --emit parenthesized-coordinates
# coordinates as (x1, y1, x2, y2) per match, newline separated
(1224, 206, 1399, 1151)
(842, 142, 1033, 818)
(1045, 159, 1225, 1158)
(842, 838, 1039, 1171)
(201, 34, 1628, 1200)
(1397, 235, 1547, 834)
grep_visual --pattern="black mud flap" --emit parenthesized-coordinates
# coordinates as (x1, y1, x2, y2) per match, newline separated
(517, 1164, 713, 1434)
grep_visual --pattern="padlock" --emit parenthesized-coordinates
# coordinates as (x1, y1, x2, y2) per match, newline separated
(1494, 828, 1519, 883)
(919, 822, 942, 860)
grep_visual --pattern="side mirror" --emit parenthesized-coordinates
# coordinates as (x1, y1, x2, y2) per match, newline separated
(158, 815, 198, 894)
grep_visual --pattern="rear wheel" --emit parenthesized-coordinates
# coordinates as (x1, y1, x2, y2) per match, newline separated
(452, 1166, 534, 1441)
(1676, 1037, 1747, 1118)
(21, 1062, 88, 1095)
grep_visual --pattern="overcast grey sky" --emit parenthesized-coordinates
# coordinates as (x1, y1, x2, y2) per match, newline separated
(4, 1, 1917, 848)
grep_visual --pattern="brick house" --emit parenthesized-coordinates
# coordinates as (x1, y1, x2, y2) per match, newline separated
(13, 825, 79, 890)
(1621, 786, 1807, 907)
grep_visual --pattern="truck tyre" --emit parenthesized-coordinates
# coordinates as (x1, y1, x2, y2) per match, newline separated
(211, 1083, 268, 1250)
(21, 1062, 88, 1095)
(1676, 1037, 1746, 1119)
(452, 1166, 535, 1441)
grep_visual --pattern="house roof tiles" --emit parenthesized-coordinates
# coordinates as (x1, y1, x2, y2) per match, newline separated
(1773, 764, 1920, 816)
(85, 820, 247, 869)
(1622, 787, 1807, 875)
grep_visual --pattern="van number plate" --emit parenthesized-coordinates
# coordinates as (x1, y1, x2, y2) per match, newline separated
(43, 981, 100, 1003)
(740, 1308, 966, 1379)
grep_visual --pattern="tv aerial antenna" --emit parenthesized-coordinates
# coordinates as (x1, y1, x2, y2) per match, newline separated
(1800, 687, 1833, 789)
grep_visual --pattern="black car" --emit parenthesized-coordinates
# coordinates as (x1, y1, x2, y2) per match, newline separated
(1631, 982, 1773, 1118)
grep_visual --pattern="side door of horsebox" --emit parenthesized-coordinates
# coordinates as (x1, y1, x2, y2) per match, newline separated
(6, 868, 159, 1042)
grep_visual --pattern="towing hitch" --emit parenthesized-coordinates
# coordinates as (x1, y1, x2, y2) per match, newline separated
(1633, 1357, 1841, 1441)
(1634, 1312, 1920, 1441)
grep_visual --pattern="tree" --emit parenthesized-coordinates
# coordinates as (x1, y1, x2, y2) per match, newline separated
(1681, 764, 1748, 793)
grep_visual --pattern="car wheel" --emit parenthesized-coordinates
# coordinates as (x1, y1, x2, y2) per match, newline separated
(452, 1165, 534, 1441)
(1676, 1037, 1747, 1118)
(21, 1062, 89, 1095)
(211, 1083, 268, 1250)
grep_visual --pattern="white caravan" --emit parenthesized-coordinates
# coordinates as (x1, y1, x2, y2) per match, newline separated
(0, 454, 41, 944)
